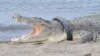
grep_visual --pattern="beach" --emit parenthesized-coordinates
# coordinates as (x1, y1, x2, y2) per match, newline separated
(0, 41, 100, 56)
(0, 0, 100, 56)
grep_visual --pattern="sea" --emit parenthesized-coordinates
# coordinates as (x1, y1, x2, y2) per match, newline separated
(0, 0, 100, 41)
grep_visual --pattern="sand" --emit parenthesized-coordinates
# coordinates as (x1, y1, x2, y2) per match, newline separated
(0, 41, 100, 56)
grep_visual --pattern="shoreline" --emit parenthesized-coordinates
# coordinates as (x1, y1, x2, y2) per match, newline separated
(0, 41, 100, 56)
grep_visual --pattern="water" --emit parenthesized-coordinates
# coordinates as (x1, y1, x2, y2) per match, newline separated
(0, 0, 100, 41)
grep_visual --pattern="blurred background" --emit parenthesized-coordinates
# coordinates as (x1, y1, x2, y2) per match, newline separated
(0, 0, 100, 41)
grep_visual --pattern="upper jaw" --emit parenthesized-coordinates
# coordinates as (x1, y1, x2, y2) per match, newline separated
(11, 14, 51, 27)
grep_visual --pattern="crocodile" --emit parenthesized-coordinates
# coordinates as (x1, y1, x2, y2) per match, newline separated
(10, 14, 100, 44)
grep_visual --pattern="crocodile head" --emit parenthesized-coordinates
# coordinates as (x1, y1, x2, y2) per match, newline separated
(11, 14, 66, 43)
(11, 14, 53, 42)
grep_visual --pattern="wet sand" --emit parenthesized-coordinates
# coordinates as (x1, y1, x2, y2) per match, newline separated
(0, 41, 100, 56)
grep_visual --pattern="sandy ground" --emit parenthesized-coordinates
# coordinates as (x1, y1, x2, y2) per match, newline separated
(0, 41, 100, 56)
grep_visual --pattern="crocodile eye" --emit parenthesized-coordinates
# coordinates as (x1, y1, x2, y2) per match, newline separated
(12, 15, 16, 19)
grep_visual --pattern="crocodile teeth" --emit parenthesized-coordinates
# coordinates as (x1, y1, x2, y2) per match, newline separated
(11, 36, 21, 42)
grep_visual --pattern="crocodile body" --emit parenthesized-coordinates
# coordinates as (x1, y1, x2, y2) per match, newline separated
(11, 14, 100, 44)
(70, 14, 100, 42)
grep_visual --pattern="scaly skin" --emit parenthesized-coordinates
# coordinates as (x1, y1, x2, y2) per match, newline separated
(11, 14, 100, 44)
(70, 14, 100, 42)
